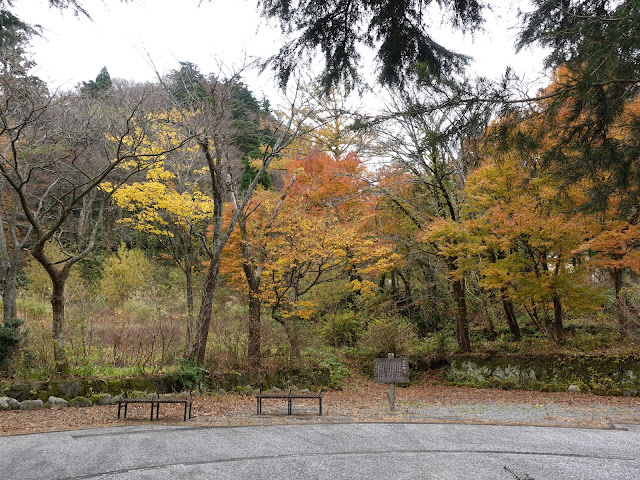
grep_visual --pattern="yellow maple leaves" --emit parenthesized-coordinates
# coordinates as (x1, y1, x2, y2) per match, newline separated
(112, 165, 214, 236)
(105, 109, 213, 236)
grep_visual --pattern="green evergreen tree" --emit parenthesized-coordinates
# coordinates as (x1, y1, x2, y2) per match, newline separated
(0, 9, 36, 75)
(167, 61, 206, 107)
(229, 79, 273, 191)
(257, 0, 484, 91)
(80, 66, 112, 97)
(0, 1, 90, 47)
(94, 66, 111, 90)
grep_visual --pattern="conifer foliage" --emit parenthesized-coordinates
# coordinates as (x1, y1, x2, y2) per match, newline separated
(257, 0, 484, 90)
(518, 0, 640, 213)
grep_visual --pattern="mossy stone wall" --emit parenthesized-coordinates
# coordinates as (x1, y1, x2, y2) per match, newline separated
(0, 376, 188, 402)
(445, 354, 640, 396)
(0, 367, 331, 402)
(204, 368, 331, 393)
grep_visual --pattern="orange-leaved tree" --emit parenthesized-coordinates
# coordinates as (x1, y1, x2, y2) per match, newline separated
(224, 150, 393, 365)
(462, 114, 602, 340)
(575, 213, 640, 334)
(496, 71, 640, 337)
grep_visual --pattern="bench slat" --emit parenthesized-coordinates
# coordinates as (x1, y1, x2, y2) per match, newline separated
(257, 394, 321, 399)
(256, 389, 322, 416)
(117, 393, 193, 421)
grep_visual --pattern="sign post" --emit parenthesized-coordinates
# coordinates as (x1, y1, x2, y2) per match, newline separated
(374, 353, 409, 412)
(387, 353, 396, 411)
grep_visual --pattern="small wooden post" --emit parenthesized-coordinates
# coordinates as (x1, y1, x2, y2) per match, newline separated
(387, 353, 396, 412)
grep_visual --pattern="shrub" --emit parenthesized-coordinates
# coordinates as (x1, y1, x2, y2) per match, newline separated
(0, 318, 23, 367)
(165, 359, 205, 391)
(572, 331, 613, 352)
(303, 347, 351, 388)
(357, 314, 418, 357)
(100, 245, 153, 305)
(320, 310, 363, 347)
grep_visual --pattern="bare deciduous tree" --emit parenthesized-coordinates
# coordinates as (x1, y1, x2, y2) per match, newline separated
(0, 76, 187, 371)
(156, 63, 309, 365)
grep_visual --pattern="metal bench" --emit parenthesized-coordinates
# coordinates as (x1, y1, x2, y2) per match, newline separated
(256, 387, 322, 416)
(117, 392, 193, 421)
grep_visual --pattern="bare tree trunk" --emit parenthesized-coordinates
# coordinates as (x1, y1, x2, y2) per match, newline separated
(552, 295, 564, 341)
(238, 210, 263, 371)
(247, 289, 261, 370)
(190, 138, 225, 366)
(272, 309, 301, 365)
(0, 217, 12, 322)
(611, 267, 632, 335)
(192, 256, 221, 365)
(500, 289, 521, 340)
(50, 272, 69, 372)
(378, 273, 386, 291)
(180, 230, 195, 353)
(77, 196, 92, 239)
(0, 210, 27, 323)
(488, 250, 521, 340)
(30, 246, 72, 372)
(546, 257, 565, 341)
(451, 277, 471, 352)
(284, 320, 301, 364)
(522, 301, 545, 335)
(184, 265, 194, 352)
(2, 262, 17, 322)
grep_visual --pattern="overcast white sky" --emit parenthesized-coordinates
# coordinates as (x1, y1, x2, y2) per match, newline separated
(14, 0, 549, 104)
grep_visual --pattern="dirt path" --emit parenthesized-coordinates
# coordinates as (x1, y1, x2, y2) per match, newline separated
(2, 375, 639, 436)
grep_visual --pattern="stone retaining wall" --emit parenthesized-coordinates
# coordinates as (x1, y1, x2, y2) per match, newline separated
(445, 354, 640, 396)
(0, 367, 331, 405)
(0, 376, 181, 403)
(204, 368, 331, 394)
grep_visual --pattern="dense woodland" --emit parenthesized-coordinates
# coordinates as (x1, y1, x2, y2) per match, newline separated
(0, 0, 639, 380)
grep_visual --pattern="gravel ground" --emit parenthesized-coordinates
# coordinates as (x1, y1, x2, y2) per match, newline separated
(2, 375, 639, 435)
(403, 402, 636, 425)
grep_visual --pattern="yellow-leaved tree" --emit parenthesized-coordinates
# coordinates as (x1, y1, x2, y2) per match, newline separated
(460, 144, 601, 341)
(108, 109, 213, 351)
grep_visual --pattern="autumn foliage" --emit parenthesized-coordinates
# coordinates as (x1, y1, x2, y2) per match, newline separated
(3, 64, 640, 378)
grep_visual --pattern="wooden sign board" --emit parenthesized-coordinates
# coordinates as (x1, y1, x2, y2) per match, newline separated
(375, 358, 409, 383)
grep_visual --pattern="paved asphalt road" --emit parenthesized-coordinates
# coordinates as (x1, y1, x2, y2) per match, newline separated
(1, 422, 638, 479)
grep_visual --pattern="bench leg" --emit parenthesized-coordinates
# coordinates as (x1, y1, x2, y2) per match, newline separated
(117, 402, 121, 419)
(288, 397, 292, 415)
(189, 401, 192, 419)
(319, 397, 322, 416)
(150, 402, 154, 421)
(124, 403, 128, 418)
(184, 401, 187, 421)
(156, 402, 160, 420)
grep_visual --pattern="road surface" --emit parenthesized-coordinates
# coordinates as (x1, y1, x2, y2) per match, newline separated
(1, 422, 638, 479)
